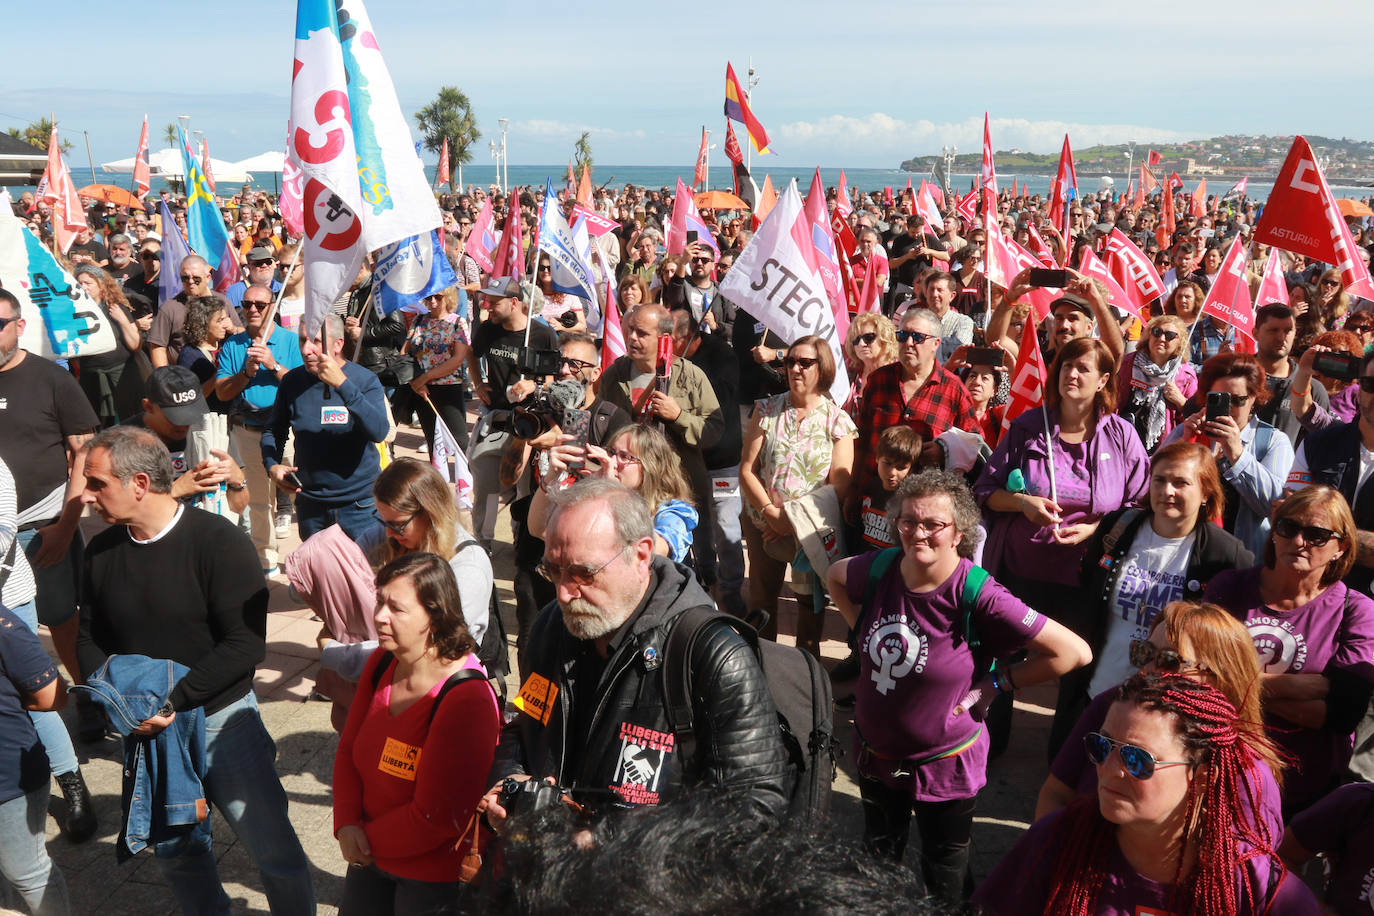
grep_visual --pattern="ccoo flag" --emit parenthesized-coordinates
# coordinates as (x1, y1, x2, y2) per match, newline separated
(288, 0, 442, 334)
(373, 229, 460, 316)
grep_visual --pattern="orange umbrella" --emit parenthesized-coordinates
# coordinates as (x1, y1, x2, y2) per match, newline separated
(77, 184, 146, 210)
(693, 190, 749, 211)
(1337, 198, 1374, 219)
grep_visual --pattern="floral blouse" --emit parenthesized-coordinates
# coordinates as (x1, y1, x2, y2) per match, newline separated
(746, 393, 858, 527)
(407, 313, 468, 386)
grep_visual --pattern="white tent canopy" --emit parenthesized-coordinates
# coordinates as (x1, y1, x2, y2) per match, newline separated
(100, 147, 252, 185)
(232, 151, 284, 173)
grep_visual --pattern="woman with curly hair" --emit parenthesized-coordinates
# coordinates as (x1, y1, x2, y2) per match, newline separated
(975, 672, 1318, 915)
(177, 295, 236, 405)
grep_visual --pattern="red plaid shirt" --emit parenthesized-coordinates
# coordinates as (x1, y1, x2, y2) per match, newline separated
(850, 361, 979, 509)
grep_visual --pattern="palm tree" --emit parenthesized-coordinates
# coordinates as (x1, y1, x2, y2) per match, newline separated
(415, 87, 480, 191)
(164, 123, 178, 148)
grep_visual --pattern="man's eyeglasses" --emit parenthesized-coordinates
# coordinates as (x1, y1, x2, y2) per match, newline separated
(373, 510, 417, 536)
(895, 329, 936, 345)
(1128, 638, 1209, 673)
(242, 300, 271, 311)
(1084, 732, 1191, 780)
(690, 256, 714, 263)
(894, 516, 952, 537)
(855, 332, 879, 346)
(783, 356, 819, 370)
(536, 543, 631, 586)
(180, 275, 207, 283)
(1149, 327, 1180, 342)
(560, 356, 596, 372)
(1271, 517, 1342, 547)
(139, 252, 158, 261)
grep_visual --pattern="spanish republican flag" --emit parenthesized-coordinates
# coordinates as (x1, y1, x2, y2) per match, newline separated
(724, 63, 771, 155)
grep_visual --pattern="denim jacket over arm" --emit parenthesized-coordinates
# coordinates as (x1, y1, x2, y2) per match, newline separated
(74, 654, 210, 860)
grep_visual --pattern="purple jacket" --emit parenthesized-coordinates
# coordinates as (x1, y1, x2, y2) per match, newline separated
(974, 409, 1150, 581)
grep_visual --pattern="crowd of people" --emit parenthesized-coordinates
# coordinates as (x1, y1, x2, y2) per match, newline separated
(1, 174, 1373, 915)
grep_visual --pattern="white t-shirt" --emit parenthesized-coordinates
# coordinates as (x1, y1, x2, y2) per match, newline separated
(1088, 525, 1196, 696)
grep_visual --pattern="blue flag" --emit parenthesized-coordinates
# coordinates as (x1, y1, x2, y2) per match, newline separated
(177, 126, 231, 271)
(537, 179, 598, 304)
(373, 229, 460, 316)
(158, 200, 194, 307)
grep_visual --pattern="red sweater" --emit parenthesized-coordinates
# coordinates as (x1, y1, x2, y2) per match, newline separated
(332, 650, 500, 881)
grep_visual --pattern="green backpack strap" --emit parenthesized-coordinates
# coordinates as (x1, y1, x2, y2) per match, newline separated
(860, 548, 903, 624)
(960, 565, 989, 650)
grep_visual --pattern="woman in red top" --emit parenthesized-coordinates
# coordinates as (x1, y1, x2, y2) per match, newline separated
(332, 552, 501, 915)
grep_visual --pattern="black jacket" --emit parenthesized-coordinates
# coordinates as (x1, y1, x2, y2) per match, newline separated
(1072, 508, 1253, 689)
(491, 557, 789, 819)
(686, 333, 742, 470)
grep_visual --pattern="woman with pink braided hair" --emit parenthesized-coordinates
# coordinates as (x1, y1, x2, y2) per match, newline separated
(973, 673, 1319, 915)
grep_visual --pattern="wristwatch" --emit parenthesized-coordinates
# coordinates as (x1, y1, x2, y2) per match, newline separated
(156, 699, 175, 718)
(227, 481, 248, 491)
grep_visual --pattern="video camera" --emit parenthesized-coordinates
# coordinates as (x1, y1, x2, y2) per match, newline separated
(509, 377, 586, 440)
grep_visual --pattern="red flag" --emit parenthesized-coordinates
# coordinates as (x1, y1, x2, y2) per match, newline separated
(1255, 247, 1289, 307)
(805, 169, 848, 337)
(490, 197, 525, 279)
(829, 208, 862, 312)
(1077, 246, 1142, 320)
(576, 166, 592, 206)
(834, 169, 853, 220)
(1190, 179, 1207, 218)
(858, 249, 881, 313)
(435, 137, 451, 189)
(955, 187, 979, 225)
(39, 127, 85, 255)
(1002, 312, 1048, 432)
(1104, 228, 1166, 310)
(692, 127, 709, 189)
(1141, 166, 1159, 194)
(1147, 150, 1161, 167)
(601, 277, 626, 372)
(723, 122, 743, 166)
(724, 63, 771, 154)
(882, 186, 894, 206)
(981, 113, 998, 217)
(1253, 135, 1374, 300)
(1047, 135, 1077, 237)
(1026, 222, 1054, 264)
(1156, 177, 1176, 248)
(572, 202, 619, 237)
(1224, 176, 1249, 200)
(1132, 167, 1147, 211)
(1200, 237, 1256, 350)
(985, 216, 1056, 321)
(755, 175, 778, 224)
(132, 116, 150, 199)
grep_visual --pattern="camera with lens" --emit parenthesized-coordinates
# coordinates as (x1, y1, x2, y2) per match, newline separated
(515, 346, 561, 378)
(498, 776, 567, 819)
(510, 377, 587, 440)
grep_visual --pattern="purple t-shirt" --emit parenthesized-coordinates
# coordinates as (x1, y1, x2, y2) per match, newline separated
(972, 808, 1320, 916)
(845, 553, 1045, 802)
(1001, 437, 1096, 586)
(1048, 688, 1285, 845)
(1288, 781, 1374, 912)
(1204, 567, 1374, 808)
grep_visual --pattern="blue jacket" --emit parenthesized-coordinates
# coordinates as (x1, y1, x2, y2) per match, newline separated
(74, 655, 210, 860)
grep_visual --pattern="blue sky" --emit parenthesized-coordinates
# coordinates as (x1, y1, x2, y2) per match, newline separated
(2, 0, 1363, 171)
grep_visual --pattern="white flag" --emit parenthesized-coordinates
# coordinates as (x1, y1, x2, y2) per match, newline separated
(430, 413, 473, 510)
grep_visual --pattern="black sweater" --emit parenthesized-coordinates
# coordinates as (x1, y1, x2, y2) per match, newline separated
(77, 507, 268, 714)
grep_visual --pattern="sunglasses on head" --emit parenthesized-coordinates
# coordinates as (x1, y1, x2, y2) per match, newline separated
(1084, 732, 1191, 780)
(896, 329, 936, 345)
(856, 332, 879, 346)
(1149, 327, 1180, 341)
(1128, 638, 1209, 673)
(1272, 517, 1342, 546)
(783, 356, 819, 370)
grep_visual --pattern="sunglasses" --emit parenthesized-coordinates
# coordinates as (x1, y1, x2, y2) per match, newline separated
(856, 332, 879, 346)
(896, 329, 936, 345)
(536, 543, 631, 586)
(242, 300, 272, 310)
(1272, 517, 1342, 547)
(1084, 732, 1191, 780)
(538, 264, 552, 272)
(1128, 638, 1209, 673)
(373, 510, 417, 536)
(181, 275, 207, 283)
(0, 316, 17, 331)
(783, 356, 819, 370)
(690, 256, 714, 263)
(1320, 280, 1340, 287)
(1149, 327, 1180, 341)
(139, 252, 158, 261)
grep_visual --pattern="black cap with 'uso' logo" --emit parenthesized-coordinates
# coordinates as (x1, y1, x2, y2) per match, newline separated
(146, 366, 208, 426)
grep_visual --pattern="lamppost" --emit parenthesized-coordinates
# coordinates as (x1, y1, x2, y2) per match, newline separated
(941, 144, 957, 202)
(498, 118, 509, 194)
(1125, 140, 1136, 197)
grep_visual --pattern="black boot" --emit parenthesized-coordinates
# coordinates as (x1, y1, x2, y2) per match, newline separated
(55, 770, 98, 843)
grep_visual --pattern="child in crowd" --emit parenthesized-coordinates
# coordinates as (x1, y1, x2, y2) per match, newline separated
(857, 426, 921, 549)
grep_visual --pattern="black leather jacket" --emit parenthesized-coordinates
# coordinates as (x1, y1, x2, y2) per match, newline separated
(491, 557, 790, 820)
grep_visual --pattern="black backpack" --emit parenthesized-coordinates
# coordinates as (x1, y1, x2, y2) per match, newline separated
(455, 539, 511, 702)
(661, 606, 837, 822)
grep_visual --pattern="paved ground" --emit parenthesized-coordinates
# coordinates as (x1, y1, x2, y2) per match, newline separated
(14, 425, 1056, 914)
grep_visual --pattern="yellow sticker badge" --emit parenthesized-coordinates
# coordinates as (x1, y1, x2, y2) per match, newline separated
(513, 673, 559, 726)
(378, 737, 421, 781)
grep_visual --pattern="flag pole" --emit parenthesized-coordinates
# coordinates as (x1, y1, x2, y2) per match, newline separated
(256, 243, 303, 346)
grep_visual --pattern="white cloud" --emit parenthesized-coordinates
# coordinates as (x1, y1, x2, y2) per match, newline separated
(777, 114, 1193, 162)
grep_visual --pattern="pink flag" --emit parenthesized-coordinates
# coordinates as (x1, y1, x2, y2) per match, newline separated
(667, 178, 720, 257)
(280, 139, 305, 236)
(571, 203, 620, 238)
(1026, 222, 1054, 264)
(985, 216, 1055, 321)
(1200, 237, 1256, 350)
(1103, 228, 1166, 311)
(1225, 176, 1249, 200)
(201, 138, 216, 193)
(1255, 247, 1289, 307)
(915, 181, 943, 232)
(1254, 135, 1374, 300)
(804, 169, 848, 339)
(835, 170, 853, 220)
(858, 251, 881, 313)
(463, 198, 497, 273)
(692, 127, 709, 189)
(600, 277, 626, 372)
(39, 127, 86, 255)
(132, 116, 151, 199)
(980, 113, 998, 216)
(1077, 246, 1142, 320)
(1002, 313, 1047, 432)
(490, 197, 525, 279)
(435, 137, 450, 189)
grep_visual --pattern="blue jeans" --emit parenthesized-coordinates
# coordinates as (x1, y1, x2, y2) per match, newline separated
(0, 786, 69, 916)
(6, 600, 78, 777)
(155, 693, 313, 916)
(15, 528, 81, 628)
(295, 494, 376, 545)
